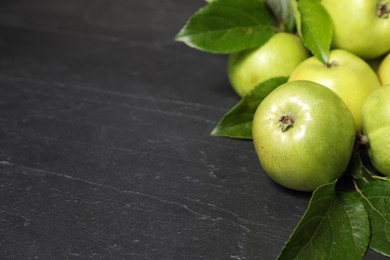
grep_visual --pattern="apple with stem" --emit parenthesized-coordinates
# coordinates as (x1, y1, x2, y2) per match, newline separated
(288, 49, 382, 132)
(252, 80, 356, 192)
(321, 0, 390, 59)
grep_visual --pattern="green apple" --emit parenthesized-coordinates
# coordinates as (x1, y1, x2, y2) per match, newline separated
(228, 32, 309, 97)
(362, 85, 390, 176)
(288, 49, 382, 132)
(322, 0, 390, 59)
(252, 80, 356, 192)
(378, 52, 390, 85)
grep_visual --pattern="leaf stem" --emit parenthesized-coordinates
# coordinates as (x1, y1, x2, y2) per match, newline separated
(372, 175, 389, 181)
(353, 179, 362, 194)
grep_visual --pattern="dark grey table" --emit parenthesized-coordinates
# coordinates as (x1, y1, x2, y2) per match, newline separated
(0, 1, 386, 259)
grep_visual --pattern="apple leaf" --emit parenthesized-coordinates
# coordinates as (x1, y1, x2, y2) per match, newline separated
(346, 148, 378, 190)
(357, 181, 390, 257)
(293, 0, 333, 64)
(289, 0, 300, 33)
(277, 181, 370, 260)
(354, 164, 378, 190)
(175, 0, 276, 54)
(346, 149, 376, 181)
(339, 192, 371, 257)
(345, 149, 364, 180)
(211, 77, 287, 139)
(354, 168, 379, 188)
(265, 0, 295, 32)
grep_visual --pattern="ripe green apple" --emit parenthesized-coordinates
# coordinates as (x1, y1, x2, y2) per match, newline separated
(228, 32, 309, 97)
(252, 80, 356, 192)
(321, 0, 390, 59)
(288, 49, 382, 132)
(362, 85, 390, 176)
(378, 52, 390, 85)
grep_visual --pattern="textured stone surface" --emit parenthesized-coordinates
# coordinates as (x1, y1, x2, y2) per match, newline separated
(0, 1, 385, 259)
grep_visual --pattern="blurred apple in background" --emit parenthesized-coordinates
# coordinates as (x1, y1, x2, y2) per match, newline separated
(228, 33, 309, 97)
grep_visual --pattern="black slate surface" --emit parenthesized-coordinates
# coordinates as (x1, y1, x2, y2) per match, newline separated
(0, 1, 387, 259)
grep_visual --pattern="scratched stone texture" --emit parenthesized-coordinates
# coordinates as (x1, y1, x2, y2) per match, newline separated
(0, 1, 386, 259)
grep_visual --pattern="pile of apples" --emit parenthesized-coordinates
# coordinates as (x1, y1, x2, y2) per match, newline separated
(227, 0, 390, 191)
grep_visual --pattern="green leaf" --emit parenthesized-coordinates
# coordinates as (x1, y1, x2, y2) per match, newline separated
(211, 77, 287, 139)
(358, 181, 390, 256)
(338, 192, 370, 257)
(345, 149, 364, 180)
(289, 0, 300, 35)
(265, 0, 296, 32)
(355, 165, 377, 190)
(346, 149, 376, 182)
(277, 181, 370, 260)
(294, 0, 333, 64)
(347, 148, 378, 189)
(175, 0, 276, 54)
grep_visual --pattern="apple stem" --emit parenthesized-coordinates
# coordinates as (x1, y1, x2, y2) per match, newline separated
(357, 133, 368, 145)
(353, 133, 368, 152)
(279, 114, 294, 132)
(325, 60, 338, 68)
(377, 2, 390, 18)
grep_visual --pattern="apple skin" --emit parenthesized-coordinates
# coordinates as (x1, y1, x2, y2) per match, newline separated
(362, 86, 390, 176)
(288, 49, 382, 132)
(228, 32, 309, 97)
(252, 80, 356, 192)
(378, 52, 390, 85)
(321, 0, 390, 60)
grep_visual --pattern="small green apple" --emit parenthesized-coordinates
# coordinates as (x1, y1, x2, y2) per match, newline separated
(228, 32, 309, 97)
(288, 49, 382, 132)
(362, 85, 390, 176)
(378, 52, 390, 85)
(252, 80, 356, 192)
(322, 0, 390, 59)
